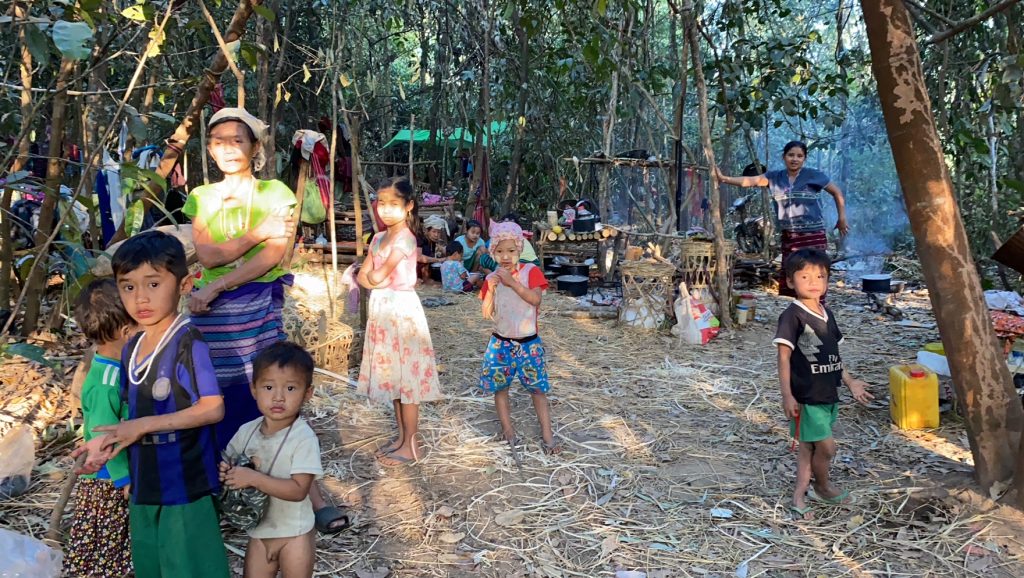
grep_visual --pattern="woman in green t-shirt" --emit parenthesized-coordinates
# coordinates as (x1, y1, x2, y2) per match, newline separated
(183, 107, 296, 449)
(183, 108, 352, 535)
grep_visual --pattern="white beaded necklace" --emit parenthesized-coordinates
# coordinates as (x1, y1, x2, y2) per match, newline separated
(128, 314, 187, 386)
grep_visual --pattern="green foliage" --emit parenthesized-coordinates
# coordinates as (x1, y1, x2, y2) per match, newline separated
(51, 20, 94, 60)
(0, 342, 58, 369)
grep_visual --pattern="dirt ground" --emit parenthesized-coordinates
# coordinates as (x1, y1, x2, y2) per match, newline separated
(3, 271, 1024, 577)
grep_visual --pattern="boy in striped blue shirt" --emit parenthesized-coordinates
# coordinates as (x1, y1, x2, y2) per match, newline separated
(77, 231, 229, 578)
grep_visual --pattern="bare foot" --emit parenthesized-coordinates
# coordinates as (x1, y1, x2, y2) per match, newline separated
(541, 435, 562, 455)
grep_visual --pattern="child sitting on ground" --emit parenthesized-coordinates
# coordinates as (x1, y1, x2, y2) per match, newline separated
(441, 241, 481, 293)
(65, 279, 137, 578)
(76, 230, 230, 577)
(479, 220, 560, 454)
(772, 248, 873, 519)
(220, 341, 322, 578)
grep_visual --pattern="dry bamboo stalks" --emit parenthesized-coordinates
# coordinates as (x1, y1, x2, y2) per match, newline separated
(547, 231, 558, 242)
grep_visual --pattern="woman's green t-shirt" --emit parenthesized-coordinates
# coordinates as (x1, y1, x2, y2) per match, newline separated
(182, 179, 297, 288)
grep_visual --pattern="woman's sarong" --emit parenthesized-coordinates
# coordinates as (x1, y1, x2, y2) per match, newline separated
(191, 276, 291, 449)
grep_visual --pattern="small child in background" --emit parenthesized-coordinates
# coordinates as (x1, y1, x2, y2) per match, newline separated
(65, 279, 136, 578)
(220, 342, 322, 578)
(441, 241, 481, 293)
(76, 230, 230, 577)
(773, 248, 873, 519)
(455, 219, 492, 273)
(479, 220, 560, 454)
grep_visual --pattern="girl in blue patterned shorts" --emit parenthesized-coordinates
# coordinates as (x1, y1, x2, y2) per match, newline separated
(479, 220, 560, 454)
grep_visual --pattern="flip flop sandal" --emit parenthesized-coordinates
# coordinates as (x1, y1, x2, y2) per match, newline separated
(789, 504, 813, 519)
(378, 452, 417, 468)
(314, 507, 352, 534)
(811, 489, 851, 505)
(541, 440, 562, 455)
(374, 439, 401, 458)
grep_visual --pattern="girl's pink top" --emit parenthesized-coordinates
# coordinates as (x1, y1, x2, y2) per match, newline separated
(369, 228, 418, 291)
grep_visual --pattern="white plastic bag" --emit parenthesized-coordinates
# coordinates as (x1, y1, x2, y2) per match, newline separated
(672, 282, 703, 344)
(671, 281, 720, 344)
(0, 425, 34, 499)
(0, 528, 63, 577)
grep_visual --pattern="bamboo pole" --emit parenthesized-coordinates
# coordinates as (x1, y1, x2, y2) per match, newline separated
(349, 113, 365, 257)
(327, 32, 340, 287)
(200, 109, 210, 185)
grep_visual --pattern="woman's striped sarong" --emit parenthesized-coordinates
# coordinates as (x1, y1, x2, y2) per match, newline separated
(779, 229, 828, 298)
(190, 276, 291, 449)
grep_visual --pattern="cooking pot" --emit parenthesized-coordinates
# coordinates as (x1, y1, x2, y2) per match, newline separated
(562, 263, 590, 277)
(573, 215, 597, 233)
(557, 275, 589, 297)
(430, 262, 443, 282)
(861, 273, 892, 293)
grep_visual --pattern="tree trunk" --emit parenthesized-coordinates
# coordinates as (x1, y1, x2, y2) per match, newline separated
(685, 1, 732, 329)
(465, 0, 490, 225)
(598, 12, 628, 225)
(0, 1, 34, 310)
(21, 58, 76, 335)
(108, 0, 262, 244)
(266, 0, 292, 181)
(861, 0, 1023, 493)
(501, 5, 530, 217)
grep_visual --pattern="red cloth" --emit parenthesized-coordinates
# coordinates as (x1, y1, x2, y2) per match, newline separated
(209, 83, 225, 112)
(991, 310, 1024, 338)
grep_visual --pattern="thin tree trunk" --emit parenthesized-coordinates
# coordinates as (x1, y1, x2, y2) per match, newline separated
(501, 5, 529, 217)
(266, 1, 292, 180)
(465, 0, 490, 224)
(21, 58, 76, 335)
(861, 0, 1023, 493)
(598, 13, 628, 224)
(1, 1, 33, 310)
(684, 0, 732, 329)
(108, 0, 262, 244)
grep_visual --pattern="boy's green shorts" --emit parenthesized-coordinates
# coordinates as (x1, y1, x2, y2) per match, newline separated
(129, 495, 230, 578)
(790, 403, 838, 443)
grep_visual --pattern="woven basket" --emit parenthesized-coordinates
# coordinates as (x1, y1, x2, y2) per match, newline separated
(673, 239, 736, 290)
(283, 300, 356, 374)
(618, 259, 677, 330)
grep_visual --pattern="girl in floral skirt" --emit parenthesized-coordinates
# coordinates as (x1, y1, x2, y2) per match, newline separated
(357, 177, 443, 466)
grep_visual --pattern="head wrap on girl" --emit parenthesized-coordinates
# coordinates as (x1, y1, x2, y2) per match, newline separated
(488, 219, 524, 253)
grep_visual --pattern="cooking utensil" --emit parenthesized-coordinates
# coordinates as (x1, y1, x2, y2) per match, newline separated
(429, 262, 443, 282)
(861, 273, 892, 294)
(562, 263, 589, 277)
(556, 275, 589, 297)
(572, 215, 596, 233)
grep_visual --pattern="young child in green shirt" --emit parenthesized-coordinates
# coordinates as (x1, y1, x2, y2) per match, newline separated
(66, 278, 137, 577)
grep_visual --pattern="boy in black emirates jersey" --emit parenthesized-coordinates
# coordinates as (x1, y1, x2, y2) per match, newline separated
(773, 248, 873, 519)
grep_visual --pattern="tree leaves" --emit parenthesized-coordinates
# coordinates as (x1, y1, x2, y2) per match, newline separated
(121, 4, 154, 22)
(253, 4, 276, 22)
(24, 24, 51, 67)
(52, 21, 94, 60)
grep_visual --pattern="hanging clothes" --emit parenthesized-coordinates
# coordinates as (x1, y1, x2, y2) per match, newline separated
(292, 130, 331, 210)
(96, 150, 124, 246)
